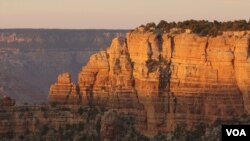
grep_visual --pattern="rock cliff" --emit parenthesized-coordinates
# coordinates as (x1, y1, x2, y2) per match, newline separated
(49, 73, 80, 104)
(49, 27, 250, 134)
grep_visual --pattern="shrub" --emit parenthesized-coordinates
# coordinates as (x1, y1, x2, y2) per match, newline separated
(142, 20, 250, 36)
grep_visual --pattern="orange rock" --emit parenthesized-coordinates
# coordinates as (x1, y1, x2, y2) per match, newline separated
(49, 73, 80, 104)
(49, 29, 250, 134)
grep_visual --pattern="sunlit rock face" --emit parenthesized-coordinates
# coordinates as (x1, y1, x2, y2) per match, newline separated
(49, 73, 80, 104)
(49, 28, 250, 134)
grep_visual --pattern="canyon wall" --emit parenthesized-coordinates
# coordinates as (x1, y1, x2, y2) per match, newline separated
(0, 29, 127, 103)
(49, 28, 250, 134)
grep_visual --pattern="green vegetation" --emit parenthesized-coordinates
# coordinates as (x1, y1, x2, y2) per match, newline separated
(141, 20, 250, 36)
(50, 102, 58, 108)
(112, 114, 150, 141)
(153, 123, 216, 141)
(87, 106, 100, 122)
(2, 105, 250, 141)
(77, 106, 85, 115)
(59, 106, 71, 111)
(153, 132, 169, 141)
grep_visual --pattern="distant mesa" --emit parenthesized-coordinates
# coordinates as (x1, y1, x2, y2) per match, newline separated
(49, 20, 250, 134)
(0, 33, 33, 43)
(0, 29, 127, 103)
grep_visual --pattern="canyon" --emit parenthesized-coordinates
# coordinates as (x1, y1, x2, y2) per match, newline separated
(0, 29, 126, 103)
(49, 27, 250, 135)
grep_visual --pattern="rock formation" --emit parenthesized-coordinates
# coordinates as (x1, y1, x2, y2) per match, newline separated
(49, 73, 80, 104)
(49, 27, 250, 134)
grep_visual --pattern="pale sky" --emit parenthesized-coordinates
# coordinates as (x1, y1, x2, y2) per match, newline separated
(0, 0, 249, 29)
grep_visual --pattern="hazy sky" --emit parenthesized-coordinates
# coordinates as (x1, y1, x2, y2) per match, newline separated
(0, 0, 249, 29)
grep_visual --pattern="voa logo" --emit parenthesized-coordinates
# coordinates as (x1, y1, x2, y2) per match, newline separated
(226, 129, 246, 136)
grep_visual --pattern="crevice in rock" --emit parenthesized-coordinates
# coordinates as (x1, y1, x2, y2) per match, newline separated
(170, 36, 175, 60)
(167, 36, 175, 88)
(147, 42, 153, 60)
(204, 38, 209, 62)
(157, 34, 163, 52)
(88, 72, 98, 107)
(248, 38, 250, 58)
(232, 57, 235, 70)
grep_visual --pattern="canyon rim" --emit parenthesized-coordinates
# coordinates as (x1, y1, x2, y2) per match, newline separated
(49, 23, 250, 137)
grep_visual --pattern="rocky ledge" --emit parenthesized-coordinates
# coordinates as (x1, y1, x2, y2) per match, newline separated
(49, 27, 250, 135)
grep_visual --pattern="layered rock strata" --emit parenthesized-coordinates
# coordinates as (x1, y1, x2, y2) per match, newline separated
(49, 73, 80, 104)
(49, 28, 250, 134)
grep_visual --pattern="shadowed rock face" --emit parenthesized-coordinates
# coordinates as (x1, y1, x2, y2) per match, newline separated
(0, 29, 127, 103)
(49, 27, 250, 134)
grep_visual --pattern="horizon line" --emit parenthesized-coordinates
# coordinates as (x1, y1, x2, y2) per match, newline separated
(0, 28, 130, 30)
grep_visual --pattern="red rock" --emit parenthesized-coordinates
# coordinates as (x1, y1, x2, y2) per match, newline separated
(49, 73, 80, 104)
(49, 29, 250, 134)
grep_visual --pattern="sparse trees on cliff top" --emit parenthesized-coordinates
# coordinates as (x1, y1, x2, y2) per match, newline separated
(143, 20, 250, 36)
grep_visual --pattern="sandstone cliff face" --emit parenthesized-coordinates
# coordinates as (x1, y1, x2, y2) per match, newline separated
(49, 73, 80, 104)
(49, 28, 250, 134)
